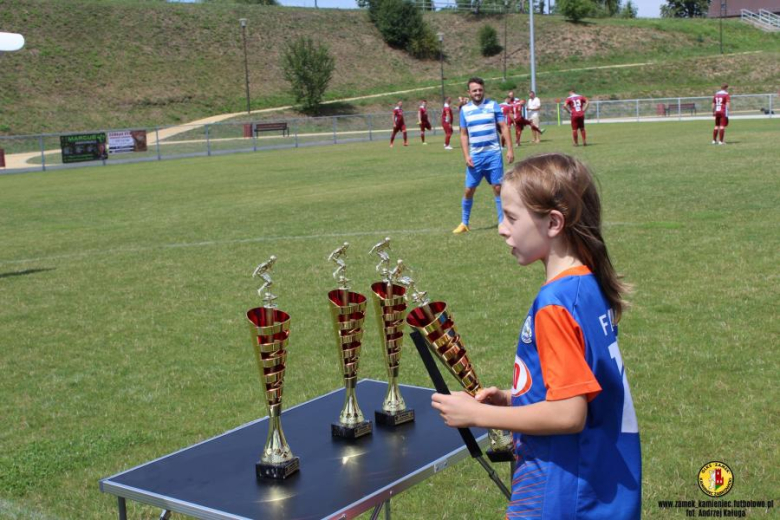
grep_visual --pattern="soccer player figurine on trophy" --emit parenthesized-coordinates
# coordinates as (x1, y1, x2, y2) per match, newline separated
(245, 256, 300, 480)
(327, 243, 373, 439)
(368, 238, 415, 427)
(403, 276, 515, 462)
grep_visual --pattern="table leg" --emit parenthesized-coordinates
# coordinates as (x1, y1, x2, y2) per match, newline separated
(385, 499, 391, 520)
(117, 497, 127, 520)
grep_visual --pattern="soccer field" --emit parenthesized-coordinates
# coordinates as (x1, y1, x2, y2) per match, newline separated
(0, 119, 778, 519)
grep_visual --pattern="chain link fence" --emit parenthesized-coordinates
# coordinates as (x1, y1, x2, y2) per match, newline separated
(0, 93, 775, 174)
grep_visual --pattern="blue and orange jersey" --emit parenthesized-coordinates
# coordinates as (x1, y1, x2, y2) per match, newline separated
(508, 265, 642, 520)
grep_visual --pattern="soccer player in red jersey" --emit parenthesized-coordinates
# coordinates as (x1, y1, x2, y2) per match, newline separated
(390, 101, 408, 147)
(417, 99, 432, 145)
(564, 89, 589, 146)
(511, 96, 545, 146)
(499, 95, 515, 148)
(442, 97, 454, 150)
(712, 84, 731, 145)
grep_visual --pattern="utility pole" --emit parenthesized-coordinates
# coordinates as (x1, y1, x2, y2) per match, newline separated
(503, 1, 508, 81)
(529, 0, 536, 92)
(720, 0, 726, 54)
(239, 19, 251, 115)
(438, 32, 445, 105)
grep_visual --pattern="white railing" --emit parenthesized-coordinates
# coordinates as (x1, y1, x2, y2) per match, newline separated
(741, 9, 780, 31)
(758, 9, 780, 28)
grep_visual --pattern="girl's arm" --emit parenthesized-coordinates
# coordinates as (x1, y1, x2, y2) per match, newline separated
(431, 391, 587, 436)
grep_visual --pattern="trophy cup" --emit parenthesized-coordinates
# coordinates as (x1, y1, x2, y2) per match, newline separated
(368, 238, 415, 427)
(245, 256, 300, 480)
(403, 277, 514, 463)
(327, 243, 373, 440)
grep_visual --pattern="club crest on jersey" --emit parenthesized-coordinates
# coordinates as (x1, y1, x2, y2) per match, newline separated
(512, 355, 532, 397)
(521, 316, 533, 344)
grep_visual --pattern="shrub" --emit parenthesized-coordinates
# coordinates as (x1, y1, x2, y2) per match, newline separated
(280, 37, 336, 115)
(478, 24, 502, 57)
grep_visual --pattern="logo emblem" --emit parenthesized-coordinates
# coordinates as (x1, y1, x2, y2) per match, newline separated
(698, 461, 734, 497)
(521, 316, 533, 344)
(511, 355, 532, 397)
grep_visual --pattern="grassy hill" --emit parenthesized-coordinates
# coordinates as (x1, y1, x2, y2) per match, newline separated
(0, 0, 778, 135)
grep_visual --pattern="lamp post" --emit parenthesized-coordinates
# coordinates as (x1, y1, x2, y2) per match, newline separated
(719, 0, 726, 54)
(529, 0, 536, 92)
(239, 18, 251, 115)
(503, 1, 508, 81)
(437, 32, 445, 105)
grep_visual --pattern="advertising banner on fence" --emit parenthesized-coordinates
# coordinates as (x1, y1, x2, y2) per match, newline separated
(60, 133, 108, 164)
(108, 130, 148, 154)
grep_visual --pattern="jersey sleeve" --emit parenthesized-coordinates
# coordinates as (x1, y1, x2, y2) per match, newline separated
(494, 102, 505, 124)
(459, 109, 467, 128)
(535, 305, 602, 402)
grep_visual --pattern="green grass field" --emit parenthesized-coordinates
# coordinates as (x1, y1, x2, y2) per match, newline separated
(0, 119, 778, 519)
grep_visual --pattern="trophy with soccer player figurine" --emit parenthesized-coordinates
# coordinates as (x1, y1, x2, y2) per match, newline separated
(327, 243, 373, 439)
(368, 238, 415, 427)
(245, 256, 300, 480)
(403, 276, 514, 462)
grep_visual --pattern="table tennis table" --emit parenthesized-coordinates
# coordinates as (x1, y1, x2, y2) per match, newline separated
(100, 379, 493, 519)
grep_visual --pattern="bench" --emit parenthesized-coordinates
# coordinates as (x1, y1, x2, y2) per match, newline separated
(664, 103, 696, 116)
(254, 122, 289, 137)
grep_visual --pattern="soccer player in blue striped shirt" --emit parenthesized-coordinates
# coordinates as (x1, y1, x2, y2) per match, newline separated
(453, 77, 514, 234)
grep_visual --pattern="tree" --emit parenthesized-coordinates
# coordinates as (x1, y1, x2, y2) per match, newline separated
(478, 24, 502, 56)
(281, 37, 335, 114)
(620, 0, 637, 17)
(557, 0, 595, 22)
(661, 0, 710, 17)
(373, 0, 438, 58)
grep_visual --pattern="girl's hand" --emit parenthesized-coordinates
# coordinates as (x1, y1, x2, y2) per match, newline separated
(431, 391, 481, 428)
(475, 387, 511, 407)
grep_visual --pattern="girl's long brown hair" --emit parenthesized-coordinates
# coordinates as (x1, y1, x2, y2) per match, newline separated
(504, 153, 631, 322)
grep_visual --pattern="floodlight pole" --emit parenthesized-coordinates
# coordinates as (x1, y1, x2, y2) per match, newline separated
(438, 32, 445, 105)
(719, 0, 726, 54)
(503, 1, 508, 81)
(529, 0, 536, 92)
(239, 18, 251, 115)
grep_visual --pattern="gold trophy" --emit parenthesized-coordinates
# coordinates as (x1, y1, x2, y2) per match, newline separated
(403, 277, 515, 463)
(245, 256, 300, 480)
(368, 238, 415, 427)
(327, 243, 373, 440)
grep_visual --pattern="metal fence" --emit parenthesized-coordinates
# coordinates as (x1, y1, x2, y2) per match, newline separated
(0, 93, 775, 174)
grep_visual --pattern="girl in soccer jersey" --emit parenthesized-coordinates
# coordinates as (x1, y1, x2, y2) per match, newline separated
(432, 153, 642, 519)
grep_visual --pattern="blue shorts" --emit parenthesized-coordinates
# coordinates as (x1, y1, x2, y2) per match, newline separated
(465, 152, 504, 188)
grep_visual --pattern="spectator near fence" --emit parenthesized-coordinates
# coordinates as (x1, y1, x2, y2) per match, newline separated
(712, 84, 731, 145)
(527, 91, 542, 143)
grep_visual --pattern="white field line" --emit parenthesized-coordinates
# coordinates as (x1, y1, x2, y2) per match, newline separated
(0, 498, 59, 520)
(1, 222, 640, 267)
(0, 228, 440, 266)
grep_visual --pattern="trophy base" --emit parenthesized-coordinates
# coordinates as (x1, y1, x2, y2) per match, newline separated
(255, 457, 300, 480)
(331, 420, 373, 440)
(375, 408, 415, 427)
(486, 449, 515, 463)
